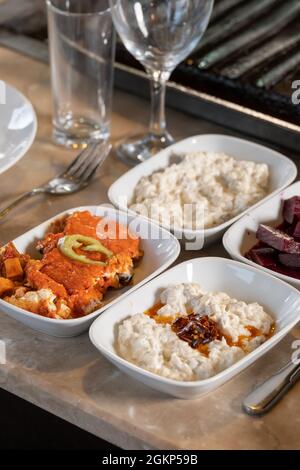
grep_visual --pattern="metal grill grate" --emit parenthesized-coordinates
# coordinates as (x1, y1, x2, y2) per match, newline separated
(115, 0, 300, 127)
(1, 0, 300, 149)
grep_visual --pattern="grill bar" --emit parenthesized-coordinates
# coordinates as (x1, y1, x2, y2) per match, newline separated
(197, 0, 278, 52)
(256, 49, 300, 89)
(221, 30, 300, 79)
(211, 0, 246, 22)
(198, 0, 300, 70)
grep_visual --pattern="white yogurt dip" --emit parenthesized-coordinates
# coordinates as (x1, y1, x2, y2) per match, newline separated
(129, 152, 269, 229)
(117, 283, 273, 382)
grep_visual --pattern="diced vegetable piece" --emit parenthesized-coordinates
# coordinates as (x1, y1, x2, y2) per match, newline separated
(249, 247, 277, 268)
(283, 196, 300, 224)
(4, 257, 23, 279)
(279, 253, 300, 268)
(256, 224, 300, 254)
(0, 277, 14, 296)
(0, 242, 20, 261)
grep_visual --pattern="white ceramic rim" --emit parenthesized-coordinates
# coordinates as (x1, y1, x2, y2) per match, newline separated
(0, 83, 38, 175)
(89, 257, 300, 388)
(0, 205, 181, 326)
(223, 180, 300, 287)
(108, 134, 298, 239)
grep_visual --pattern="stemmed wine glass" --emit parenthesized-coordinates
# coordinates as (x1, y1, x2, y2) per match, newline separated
(109, 0, 214, 165)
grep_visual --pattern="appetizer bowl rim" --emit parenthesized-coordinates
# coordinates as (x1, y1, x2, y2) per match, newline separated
(0, 205, 181, 326)
(223, 180, 300, 287)
(108, 134, 297, 239)
(89, 256, 300, 388)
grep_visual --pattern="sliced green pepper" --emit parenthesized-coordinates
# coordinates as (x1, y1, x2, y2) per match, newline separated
(58, 235, 113, 266)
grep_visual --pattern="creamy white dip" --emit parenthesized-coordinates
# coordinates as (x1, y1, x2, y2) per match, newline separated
(129, 152, 269, 229)
(117, 283, 273, 382)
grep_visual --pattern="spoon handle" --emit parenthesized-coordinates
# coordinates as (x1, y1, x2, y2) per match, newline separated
(243, 360, 300, 416)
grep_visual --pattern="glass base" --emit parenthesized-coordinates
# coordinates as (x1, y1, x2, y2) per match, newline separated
(53, 119, 109, 149)
(115, 132, 175, 166)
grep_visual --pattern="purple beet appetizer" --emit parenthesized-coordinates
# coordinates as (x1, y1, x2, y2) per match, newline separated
(246, 196, 300, 280)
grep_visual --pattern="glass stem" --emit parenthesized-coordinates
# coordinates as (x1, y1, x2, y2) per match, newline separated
(149, 70, 170, 138)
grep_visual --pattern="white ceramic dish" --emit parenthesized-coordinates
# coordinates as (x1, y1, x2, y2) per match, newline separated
(0, 205, 180, 337)
(108, 134, 297, 247)
(89, 257, 300, 399)
(223, 180, 300, 289)
(0, 82, 37, 175)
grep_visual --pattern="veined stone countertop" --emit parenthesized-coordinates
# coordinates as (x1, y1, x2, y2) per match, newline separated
(0, 46, 299, 450)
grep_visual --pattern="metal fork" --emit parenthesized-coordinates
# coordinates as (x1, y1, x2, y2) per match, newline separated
(0, 141, 111, 220)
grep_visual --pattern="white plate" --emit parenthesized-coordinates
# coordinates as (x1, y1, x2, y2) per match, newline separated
(108, 134, 297, 247)
(0, 82, 37, 175)
(89, 257, 300, 399)
(0, 206, 180, 337)
(223, 181, 300, 289)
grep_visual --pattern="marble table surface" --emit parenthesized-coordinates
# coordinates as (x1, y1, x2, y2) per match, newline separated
(0, 46, 300, 450)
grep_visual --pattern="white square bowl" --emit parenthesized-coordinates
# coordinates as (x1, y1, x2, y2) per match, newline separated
(89, 257, 300, 399)
(0, 205, 180, 337)
(108, 134, 297, 247)
(223, 181, 300, 289)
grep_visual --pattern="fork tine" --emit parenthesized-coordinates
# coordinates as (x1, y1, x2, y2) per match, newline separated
(69, 143, 102, 180)
(81, 143, 111, 184)
(62, 142, 99, 178)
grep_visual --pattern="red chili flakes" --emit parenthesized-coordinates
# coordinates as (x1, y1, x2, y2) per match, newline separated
(171, 314, 223, 350)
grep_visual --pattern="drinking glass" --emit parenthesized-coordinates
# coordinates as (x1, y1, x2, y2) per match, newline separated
(46, 0, 116, 148)
(110, 0, 214, 165)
